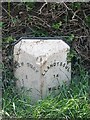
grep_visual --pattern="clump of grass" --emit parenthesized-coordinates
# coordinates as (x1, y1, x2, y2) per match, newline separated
(2, 65, 90, 119)
(32, 66, 90, 119)
(2, 86, 33, 118)
(33, 97, 90, 119)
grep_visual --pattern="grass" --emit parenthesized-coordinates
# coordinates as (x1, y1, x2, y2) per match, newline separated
(2, 64, 90, 119)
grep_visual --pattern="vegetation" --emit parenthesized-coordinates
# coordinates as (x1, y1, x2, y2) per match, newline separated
(2, 65, 90, 119)
(1, 2, 90, 119)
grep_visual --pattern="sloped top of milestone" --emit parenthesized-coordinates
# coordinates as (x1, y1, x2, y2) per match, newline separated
(14, 38, 70, 58)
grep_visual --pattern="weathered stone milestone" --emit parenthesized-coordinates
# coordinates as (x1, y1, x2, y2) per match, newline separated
(14, 38, 71, 103)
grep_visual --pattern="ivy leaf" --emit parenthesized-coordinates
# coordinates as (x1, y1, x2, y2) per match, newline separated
(52, 21, 62, 30)
(0, 22, 4, 28)
(86, 16, 90, 27)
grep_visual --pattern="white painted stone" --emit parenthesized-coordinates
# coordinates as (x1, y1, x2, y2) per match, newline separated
(14, 38, 71, 103)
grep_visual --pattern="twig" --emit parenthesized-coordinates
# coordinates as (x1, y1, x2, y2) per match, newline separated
(29, 15, 51, 28)
(38, 0, 47, 14)
(72, 10, 80, 19)
(63, 2, 89, 29)
(1, 6, 15, 26)
(75, 47, 90, 62)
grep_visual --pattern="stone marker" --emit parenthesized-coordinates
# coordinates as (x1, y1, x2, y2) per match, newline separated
(14, 38, 71, 103)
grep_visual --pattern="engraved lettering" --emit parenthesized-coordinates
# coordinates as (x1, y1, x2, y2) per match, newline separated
(26, 75, 28, 79)
(48, 87, 51, 92)
(44, 69, 48, 73)
(53, 62, 56, 66)
(42, 61, 70, 76)
(56, 74, 59, 77)
(65, 66, 68, 69)
(50, 64, 53, 67)
(26, 62, 39, 72)
(60, 62, 62, 66)
(27, 63, 29, 67)
(57, 62, 59, 66)
(36, 70, 38, 72)
(67, 68, 70, 72)
(52, 86, 57, 90)
(63, 63, 66, 67)
(53, 75, 55, 78)
(58, 85, 60, 89)
(42, 73, 45, 76)
(21, 62, 24, 66)
(48, 85, 61, 92)
(47, 66, 50, 69)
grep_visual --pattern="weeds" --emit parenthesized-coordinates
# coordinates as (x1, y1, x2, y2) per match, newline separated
(2, 65, 90, 119)
(2, 2, 90, 119)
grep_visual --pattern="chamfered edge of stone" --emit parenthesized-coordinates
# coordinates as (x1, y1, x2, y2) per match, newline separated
(14, 39, 70, 55)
